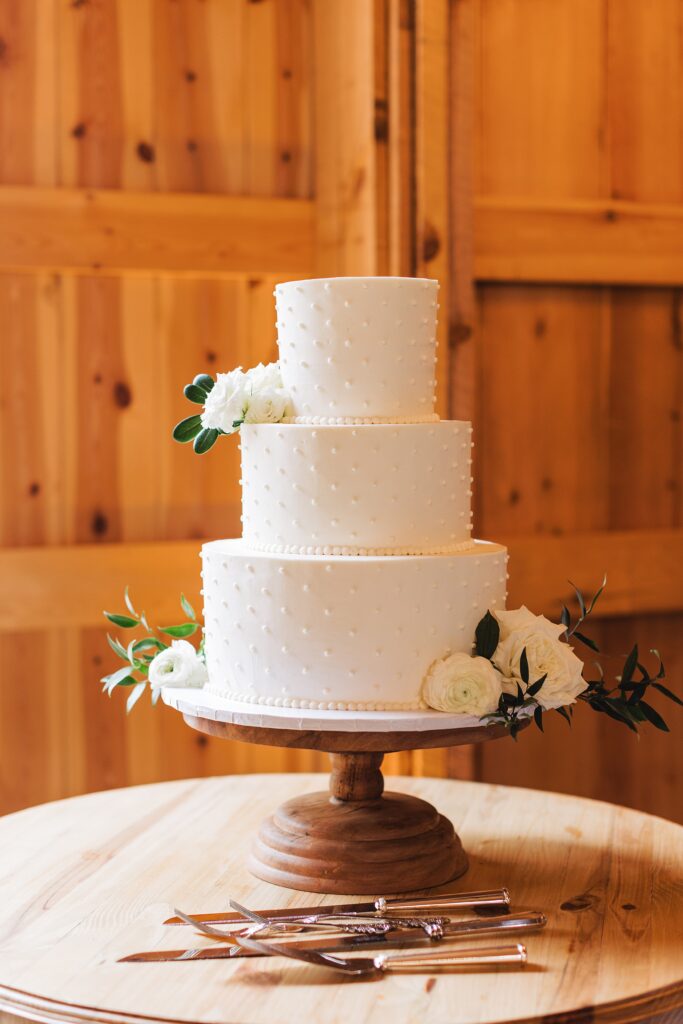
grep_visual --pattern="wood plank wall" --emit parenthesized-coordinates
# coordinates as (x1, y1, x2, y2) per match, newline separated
(456, 0, 683, 821)
(0, 0, 327, 815)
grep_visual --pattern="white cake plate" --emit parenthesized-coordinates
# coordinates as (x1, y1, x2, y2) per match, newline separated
(162, 685, 522, 895)
(161, 686, 486, 733)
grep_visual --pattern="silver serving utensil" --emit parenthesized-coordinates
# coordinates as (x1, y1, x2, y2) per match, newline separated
(163, 887, 510, 926)
(231, 933, 528, 976)
(173, 907, 392, 940)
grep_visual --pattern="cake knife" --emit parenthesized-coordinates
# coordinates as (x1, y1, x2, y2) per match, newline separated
(162, 887, 510, 926)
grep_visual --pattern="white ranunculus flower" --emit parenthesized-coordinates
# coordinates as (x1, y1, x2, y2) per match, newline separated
(243, 386, 291, 424)
(201, 368, 248, 433)
(148, 640, 208, 692)
(245, 361, 283, 391)
(493, 607, 586, 710)
(422, 652, 503, 716)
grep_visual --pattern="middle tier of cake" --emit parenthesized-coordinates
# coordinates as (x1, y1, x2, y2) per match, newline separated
(240, 421, 473, 555)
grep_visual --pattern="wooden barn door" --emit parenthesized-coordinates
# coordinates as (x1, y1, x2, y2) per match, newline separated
(450, 0, 683, 821)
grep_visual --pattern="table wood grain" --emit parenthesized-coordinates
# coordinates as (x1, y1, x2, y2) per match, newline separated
(0, 775, 681, 1024)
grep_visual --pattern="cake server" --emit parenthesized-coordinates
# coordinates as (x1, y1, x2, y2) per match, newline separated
(230, 933, 528, 976)
(162, 887, 510, 926)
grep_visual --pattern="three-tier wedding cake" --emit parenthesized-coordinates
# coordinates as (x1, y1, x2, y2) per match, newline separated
(201, 277, 507, 712)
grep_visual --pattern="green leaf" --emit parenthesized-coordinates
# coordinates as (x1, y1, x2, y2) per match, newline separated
(527, 673, 547, 697)
(621, 644, 639, 689)
(126, 681, 147, 714)
(159, 622, 199, 638)
(184, 383, 209, 404)
(107, 633, 129, 661)
(652, 683, 683, 707)
(474, 611, 500, 660)
(193, 427, 219, 454)
(534, 706, 544, 732)
(173, 414, 203, 443)
(587, 573, 608, 615)
(572, 630, 600, 653)
(101, 665, 137, 687)
(555, 705, 572, 726)
(520, 648, 529, 685)
(568, 579, 586, 618)
(104, 611, 139, 629)
(639, 700, 670, 732)
(124, 586, 137, 617)
(193, 373, 214, 393)
(180, 593, 196, 621)
(131, 637, 166, 654)
(560, 605, 571, 630)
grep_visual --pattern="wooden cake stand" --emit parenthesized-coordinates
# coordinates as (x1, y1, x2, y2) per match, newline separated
(162, 689, 519, 895)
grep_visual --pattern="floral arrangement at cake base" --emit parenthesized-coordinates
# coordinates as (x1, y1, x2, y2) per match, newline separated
(102, 577, 681, 738)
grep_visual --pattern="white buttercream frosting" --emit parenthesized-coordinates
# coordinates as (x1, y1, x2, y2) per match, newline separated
(240, 421, 474, 553)
(275, 277, 438, 420)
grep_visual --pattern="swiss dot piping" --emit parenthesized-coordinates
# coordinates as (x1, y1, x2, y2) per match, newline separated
(282, 413, 439, 425)
(243, 539, 476, 557)
(204, 682, 427, 713)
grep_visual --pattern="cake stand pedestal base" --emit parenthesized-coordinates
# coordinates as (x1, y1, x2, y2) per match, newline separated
(176, 700, 522, 895)
(250, 752, 466, 893)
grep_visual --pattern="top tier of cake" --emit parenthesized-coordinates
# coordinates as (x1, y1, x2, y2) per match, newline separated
(275, 277, 438, 423)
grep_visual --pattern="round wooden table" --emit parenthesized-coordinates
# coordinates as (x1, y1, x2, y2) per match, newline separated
(0, 775, 682, 1024)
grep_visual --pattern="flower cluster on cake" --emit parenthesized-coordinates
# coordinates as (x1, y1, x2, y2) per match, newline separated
(102, 277, 680, 736)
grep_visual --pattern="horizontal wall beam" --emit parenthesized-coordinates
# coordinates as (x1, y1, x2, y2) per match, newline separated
(1, 528, 681, 634)
(504, 527, 683, 620)
(474, 197, 683, 286)
(0, 186, 314, 277)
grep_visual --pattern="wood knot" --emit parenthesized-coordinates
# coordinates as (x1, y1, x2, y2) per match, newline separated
(91, 510, 109, 536)
(421, 224, 441, 263)
(113, 381, 132, 408)
(186, 139, 198, 152)
(71, 122, 87, 138)
(450, 322, 472, 346)
(136, 140, 155, 163)
(604, 208, 617, 222)
(184, 69, 197, 82)
(28, 481, 41, 496)
(374, 98, 389, 143)
(560, 892, 598, 913)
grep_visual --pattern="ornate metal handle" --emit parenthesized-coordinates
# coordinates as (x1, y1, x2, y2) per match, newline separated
(376, 942, 527, 972)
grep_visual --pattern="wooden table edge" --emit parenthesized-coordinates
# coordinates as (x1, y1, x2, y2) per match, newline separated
(1, 975, 682, 1024)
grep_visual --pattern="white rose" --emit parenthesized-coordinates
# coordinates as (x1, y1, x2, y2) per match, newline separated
(243, 387, 290, 424)
(148, 640, 208, 692)
(201, 369, 248, 433)
(493, 607, 586, 710)
(245, 361, 283, 391)
(422, 652, 503, 716)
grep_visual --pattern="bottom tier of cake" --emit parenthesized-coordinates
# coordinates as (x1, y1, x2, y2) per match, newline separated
(201, 539, 508, 711)
(201, 539, 507, 711)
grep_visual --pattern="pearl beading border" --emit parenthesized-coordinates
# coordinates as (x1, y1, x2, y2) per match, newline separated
(282, 413, 439, 426)
(205, 682, 427, 713)
(243, 539, 476, 557)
